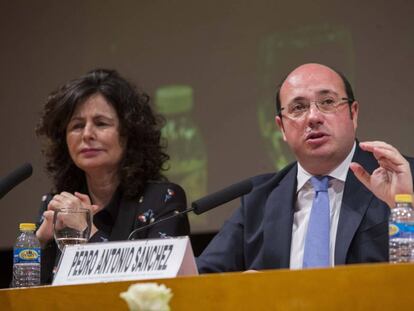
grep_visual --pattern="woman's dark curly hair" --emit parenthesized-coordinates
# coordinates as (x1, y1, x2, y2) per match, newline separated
(36, 69, 169, 198)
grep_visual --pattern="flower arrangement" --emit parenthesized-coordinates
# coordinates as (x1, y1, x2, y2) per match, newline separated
(120, 282, 173, 311)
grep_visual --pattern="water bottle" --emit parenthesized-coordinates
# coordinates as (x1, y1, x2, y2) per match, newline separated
(13, 223, 41, 287)
(389, 194, 414, 263)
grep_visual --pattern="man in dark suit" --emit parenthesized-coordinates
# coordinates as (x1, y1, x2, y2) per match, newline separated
(197, 63, 414, 272)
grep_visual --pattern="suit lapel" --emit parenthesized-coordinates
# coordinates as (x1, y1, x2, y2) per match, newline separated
(263, 165, 297, 269)
(335, 146, 377, 264)
(110, 196, 138, 241)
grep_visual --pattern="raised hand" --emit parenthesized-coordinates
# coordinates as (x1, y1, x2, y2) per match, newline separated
(350, 141, 413, 208)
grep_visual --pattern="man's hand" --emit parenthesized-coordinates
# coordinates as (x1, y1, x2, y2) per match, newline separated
(350, 141, 413, 208)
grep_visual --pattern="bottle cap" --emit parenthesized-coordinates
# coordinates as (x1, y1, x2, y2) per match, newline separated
(155, 85, 193, 115)
(395, 194, 413, 203)
(19, 223, 36, 231)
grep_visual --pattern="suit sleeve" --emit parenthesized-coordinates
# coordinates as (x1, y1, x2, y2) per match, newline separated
(196, 196, 246, 273)
(89, 230, 110, 242)
(146, 183, 191, 239)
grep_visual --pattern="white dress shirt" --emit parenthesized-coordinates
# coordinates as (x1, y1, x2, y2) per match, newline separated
(289, 142, 356, 269)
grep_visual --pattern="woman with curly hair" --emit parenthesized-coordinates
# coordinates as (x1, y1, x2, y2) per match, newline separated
(36, 69, 190, 284)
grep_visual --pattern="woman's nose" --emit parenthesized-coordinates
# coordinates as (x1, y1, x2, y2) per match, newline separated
(82, 123, 96, 140)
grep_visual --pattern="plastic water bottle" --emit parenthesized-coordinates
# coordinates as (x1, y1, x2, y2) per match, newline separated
(389, 194, 414, 263)
(13, 223, 41, 287)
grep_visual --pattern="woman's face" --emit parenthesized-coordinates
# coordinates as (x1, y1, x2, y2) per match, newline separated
(66, 93, 125, 174)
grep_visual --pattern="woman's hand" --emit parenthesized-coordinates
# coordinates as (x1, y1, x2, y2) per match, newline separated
(73, 192, 100, 237)
(350, 141, 413, 208)
(36, 192, 100, 247)
(36, 209, 55, 248)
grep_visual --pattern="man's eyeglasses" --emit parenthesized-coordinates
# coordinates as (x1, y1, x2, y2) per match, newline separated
(279, 97, 354, 119)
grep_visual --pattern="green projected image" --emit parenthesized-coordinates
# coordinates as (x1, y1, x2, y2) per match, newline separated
(257, 24, 355, 170)
(155, 85, 208, 226)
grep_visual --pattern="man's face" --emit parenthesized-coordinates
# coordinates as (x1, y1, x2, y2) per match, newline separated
(275, 64, 358, 175)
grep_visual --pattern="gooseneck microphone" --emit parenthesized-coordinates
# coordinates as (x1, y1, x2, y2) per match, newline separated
(191, 178, 252, 215)
(0, 163, 33, 199)
(128, 178, 253, 240)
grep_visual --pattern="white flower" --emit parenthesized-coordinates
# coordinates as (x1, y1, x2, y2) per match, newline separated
(120, 282, 173, 311)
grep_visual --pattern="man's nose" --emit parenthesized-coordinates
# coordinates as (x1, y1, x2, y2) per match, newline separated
(306, 102, 324, 124)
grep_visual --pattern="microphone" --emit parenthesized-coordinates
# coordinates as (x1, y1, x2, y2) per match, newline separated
(0, 163, 33, 199)
(128, 178, 253, 240)
(191, 178, 252, 215)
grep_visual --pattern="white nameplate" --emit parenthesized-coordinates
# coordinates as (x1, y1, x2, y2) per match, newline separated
(52, 236, 197, 286)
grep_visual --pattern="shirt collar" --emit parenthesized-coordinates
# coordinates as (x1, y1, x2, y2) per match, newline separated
(296, 141, 356, 191)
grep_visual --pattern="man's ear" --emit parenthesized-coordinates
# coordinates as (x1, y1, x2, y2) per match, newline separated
(350, 101, 359, 129)
(275, 115, 287, 141)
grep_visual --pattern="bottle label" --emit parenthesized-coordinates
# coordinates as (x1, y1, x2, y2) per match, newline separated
(13, 248, 41, 264)
(389, 222, 414, 238)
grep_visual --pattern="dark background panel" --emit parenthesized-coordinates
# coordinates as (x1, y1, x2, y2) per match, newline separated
(0, 1, 413, 248)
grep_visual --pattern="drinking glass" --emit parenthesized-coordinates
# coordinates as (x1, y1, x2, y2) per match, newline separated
(53, 207, 92, 251)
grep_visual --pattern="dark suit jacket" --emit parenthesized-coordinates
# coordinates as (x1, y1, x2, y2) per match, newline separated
(39, 182, 190, 284)
(197, 145, 414, 273)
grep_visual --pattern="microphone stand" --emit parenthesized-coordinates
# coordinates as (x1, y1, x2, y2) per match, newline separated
(127, 177, 253, 241)
(128, 207, 195, 240)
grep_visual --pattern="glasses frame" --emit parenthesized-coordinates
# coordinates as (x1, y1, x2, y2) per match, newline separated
(278, 97, 355, 119)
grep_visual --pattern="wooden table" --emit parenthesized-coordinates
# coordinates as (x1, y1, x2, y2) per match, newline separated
(1, 263, 413, 310)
